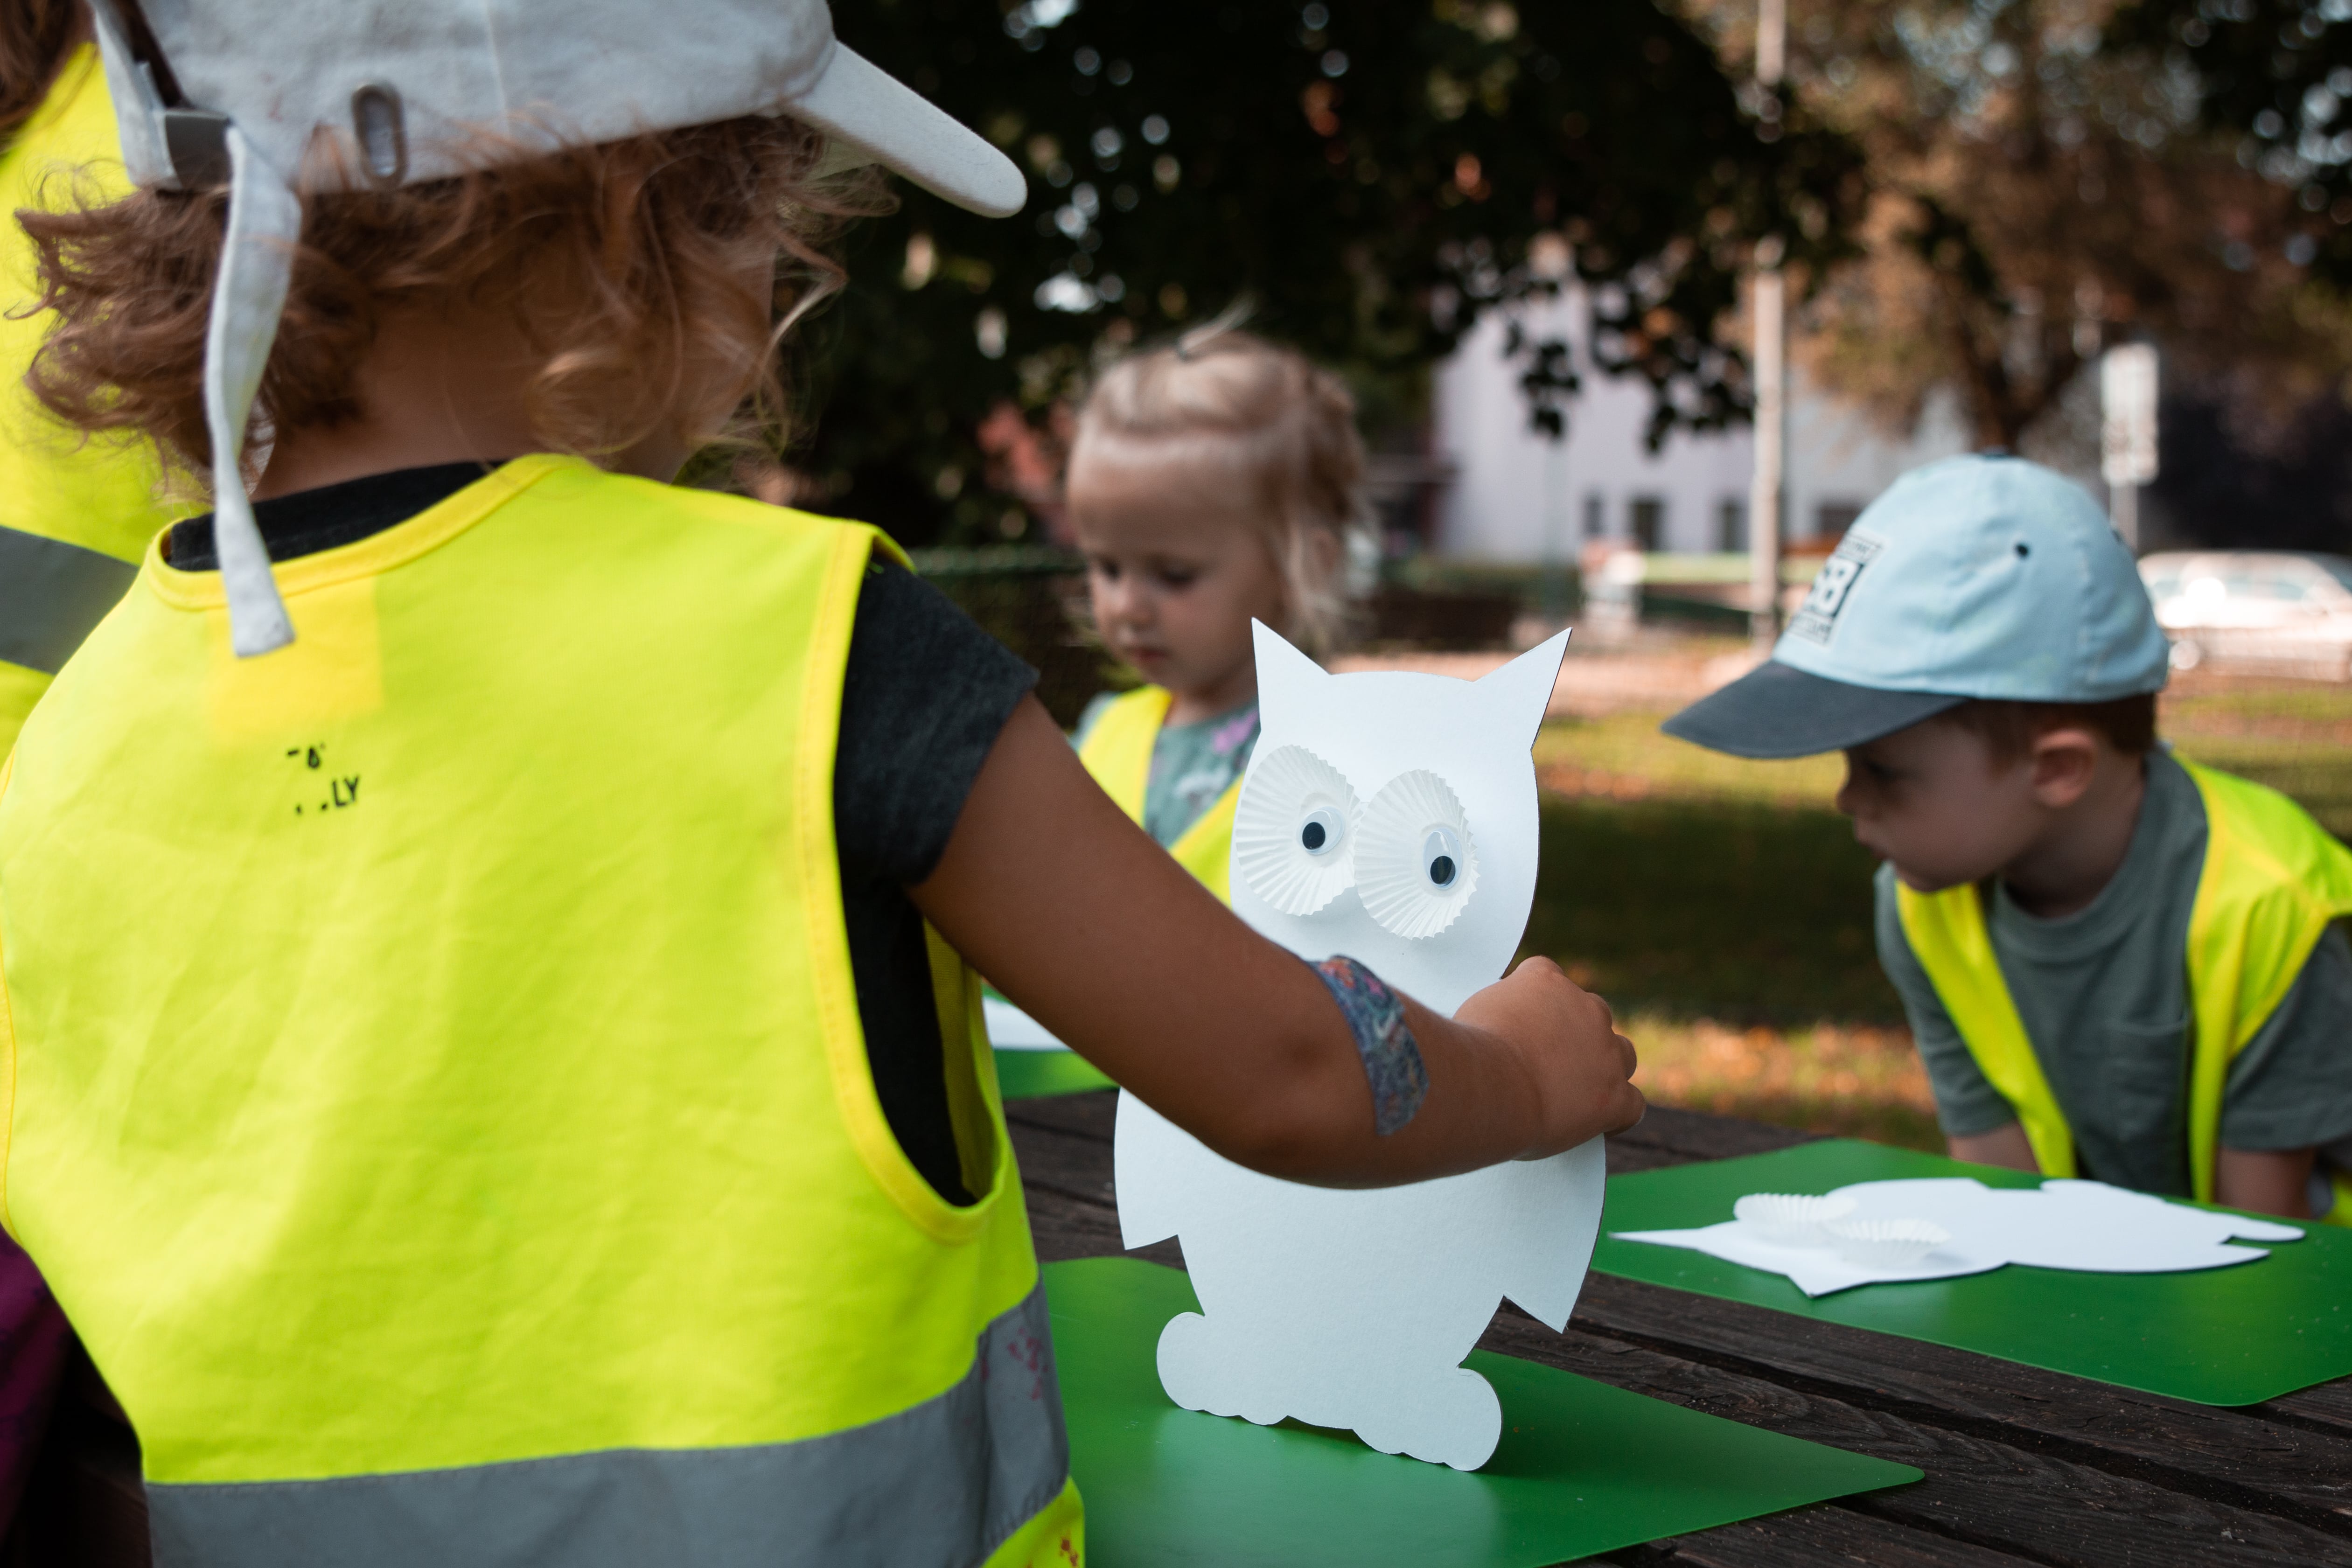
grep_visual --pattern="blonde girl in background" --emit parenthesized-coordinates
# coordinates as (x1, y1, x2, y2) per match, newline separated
(1068, 327, 1365, 900)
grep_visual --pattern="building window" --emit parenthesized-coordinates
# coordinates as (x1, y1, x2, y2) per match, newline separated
(1630, 495, 1665, 551)
(1582, 492, 1606, 539)
(1717, 499, 1745, 552)
(1815, 501, 1863, 541)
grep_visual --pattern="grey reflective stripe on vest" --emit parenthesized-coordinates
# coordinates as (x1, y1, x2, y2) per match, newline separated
(147, 1282, 1069, 1568)
(0, 524, 138, 674)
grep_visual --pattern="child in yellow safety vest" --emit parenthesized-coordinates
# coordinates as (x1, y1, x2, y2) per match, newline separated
(1667, 454, 2352, 1224)
(1065, 327, 1363, 901)
(0, 0, 181, 754)
(0, 4, 1644, 1563)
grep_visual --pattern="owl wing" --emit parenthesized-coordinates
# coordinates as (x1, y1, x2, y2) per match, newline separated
(1113, 1088, 1185, 1249)
(1490, 1137, 1608, 1331)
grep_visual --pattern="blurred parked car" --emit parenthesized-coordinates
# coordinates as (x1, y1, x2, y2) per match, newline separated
(2137, 551, 2352, 680)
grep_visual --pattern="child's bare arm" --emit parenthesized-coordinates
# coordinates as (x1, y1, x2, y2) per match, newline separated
(2216, 1146, 2315, 1219)
(1947, 1122, 2037, 1172)
(911, 697, 1644, 1187)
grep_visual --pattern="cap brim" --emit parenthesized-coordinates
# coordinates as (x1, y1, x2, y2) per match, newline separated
(1661, 662, 1968, 759)
(791, 44, 1026, 217)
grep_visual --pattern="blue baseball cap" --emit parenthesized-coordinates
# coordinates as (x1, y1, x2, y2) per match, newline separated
(1664, 454, 2169, 759)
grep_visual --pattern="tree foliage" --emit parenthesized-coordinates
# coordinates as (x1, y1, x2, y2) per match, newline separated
(791, 0, 1863, 545)
(1682, 0, 2328, 455)
(2108, 0, 2352, 265)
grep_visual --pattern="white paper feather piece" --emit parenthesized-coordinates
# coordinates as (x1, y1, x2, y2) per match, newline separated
(1233, 744, 1361, 916)
(1355, 769, 1480, 939)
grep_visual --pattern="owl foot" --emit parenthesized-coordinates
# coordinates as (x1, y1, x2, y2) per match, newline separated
(1156, 1311, 1292, 1426)
(1353, 1366, 1503, 1471)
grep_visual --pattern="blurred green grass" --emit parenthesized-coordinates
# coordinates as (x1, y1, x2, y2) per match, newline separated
(2162, 683, 2352, 836)
(1521, 789, 1893, 1026)
(1521, 683, 2352, 1152)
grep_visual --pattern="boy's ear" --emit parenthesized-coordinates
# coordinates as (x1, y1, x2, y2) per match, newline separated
(1478, 628, 1571, 751)
(2027, 725, 2101, 810)
(1253, 620, 1326, 730)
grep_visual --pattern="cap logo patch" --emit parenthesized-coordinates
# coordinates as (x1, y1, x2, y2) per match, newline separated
(1787, 529, 1884, 645)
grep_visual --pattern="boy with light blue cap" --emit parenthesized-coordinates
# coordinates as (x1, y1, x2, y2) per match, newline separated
(1667, 453, 2352, 1222)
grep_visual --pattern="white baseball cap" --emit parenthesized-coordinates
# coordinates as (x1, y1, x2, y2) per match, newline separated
(1664, 454, 2170, 759)
(90, 0, 1026, 657)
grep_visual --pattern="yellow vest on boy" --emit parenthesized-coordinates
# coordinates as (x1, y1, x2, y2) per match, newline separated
(1898, 759, 2352, 1226)
(0, 44, 177, 753)
(1077, 684, 1238, 900)
(0, 456, 1080, 1565)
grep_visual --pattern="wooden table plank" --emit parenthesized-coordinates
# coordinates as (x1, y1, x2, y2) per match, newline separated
(1606, 1106, 1818, 1163)
(2267, 1379, 2352, 1441)
(1567, 1273, 2352, 1532)
(1604, 1506, 2043, 1567)
(1024, 1181, 1182, 1271)
(1005, 1089, 1118, 1143)
(1474, 1310, 2352, 1567)
(1005, 1118, 1120, 1209)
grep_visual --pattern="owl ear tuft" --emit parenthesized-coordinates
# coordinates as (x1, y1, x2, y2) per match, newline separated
(1252, 620, 1327, 731)
(1478, 627, 1570, 750)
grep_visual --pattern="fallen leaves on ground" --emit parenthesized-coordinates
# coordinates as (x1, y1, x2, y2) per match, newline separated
(1616, 1010, 1943, 1152)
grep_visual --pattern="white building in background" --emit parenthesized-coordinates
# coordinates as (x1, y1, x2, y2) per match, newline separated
(1431, 297, 1975, 563)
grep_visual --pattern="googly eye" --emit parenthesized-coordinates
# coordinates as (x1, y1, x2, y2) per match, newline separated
(1234, 745, 1359, 915)
(1300, 808, 1345, 856)
(1357, 769, 1479, 939)
(1421, 826, 1464, 888)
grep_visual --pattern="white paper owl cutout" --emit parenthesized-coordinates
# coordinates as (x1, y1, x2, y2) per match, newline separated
(1116, 622, 1605, 1471)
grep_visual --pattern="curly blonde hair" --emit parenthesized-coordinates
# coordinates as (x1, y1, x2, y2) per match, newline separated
(1072, 326, 1368, 651)
(19, 113, 884, 483)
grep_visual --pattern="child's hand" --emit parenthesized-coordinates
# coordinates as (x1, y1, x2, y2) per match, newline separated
(1454, 958, 1644, 1159)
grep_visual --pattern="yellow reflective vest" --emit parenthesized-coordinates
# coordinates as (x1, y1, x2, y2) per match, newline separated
(1076, 684, 1239, 900)
(1897, 758, 2352, 1226)
(0, 44, 178, 754)
(0, 457, 1081, 1565)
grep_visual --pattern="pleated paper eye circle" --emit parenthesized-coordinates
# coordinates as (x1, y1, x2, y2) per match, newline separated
(1357, 769, 1480, 940)
(1234, 745, 1360, 916)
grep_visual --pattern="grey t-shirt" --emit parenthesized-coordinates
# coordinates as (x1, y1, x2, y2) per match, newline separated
(1075, 693, 1260, 849)
(1875, 748, 2352, 1197)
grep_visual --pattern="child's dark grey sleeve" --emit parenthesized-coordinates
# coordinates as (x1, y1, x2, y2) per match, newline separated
(2219, 922, 2352, 1152)
(1872, 863, 2016, 1137)
(834, 557, 1038, 887)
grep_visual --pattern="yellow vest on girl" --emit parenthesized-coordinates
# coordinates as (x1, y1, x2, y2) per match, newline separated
(1077, 685, 1238, 901)
(0, 456, 1080, 1565)
(1897, 759, 2352, 1226)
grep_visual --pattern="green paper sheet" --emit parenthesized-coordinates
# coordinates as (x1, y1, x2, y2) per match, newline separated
(1596, 1139, 2352, 1406)
(1045, 1256, 1918, 1567)
(997, 1046, 1115, 1099)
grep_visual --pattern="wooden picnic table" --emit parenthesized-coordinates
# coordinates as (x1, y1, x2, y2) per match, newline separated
(24, 1092, 2352, 1565)
(1008, 1089, 2352, 1568)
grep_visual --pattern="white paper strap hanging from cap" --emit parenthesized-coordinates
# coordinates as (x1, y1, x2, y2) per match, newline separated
(88, 0, 299, 657)
(206, 129, 300, 657)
